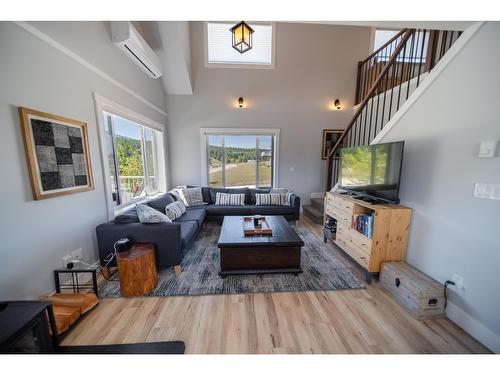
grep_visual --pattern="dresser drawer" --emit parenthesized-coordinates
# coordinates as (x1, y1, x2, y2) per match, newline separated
(328, 209, 351, 227)
(335, 233, 370, 269)
(331, 197, 354, 213)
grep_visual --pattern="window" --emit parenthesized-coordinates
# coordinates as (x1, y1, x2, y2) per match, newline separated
(201, 129, 279, 188)
(373, 29, 429, 63)
(206, 22, 274, 67)
(102, 112, 163, 207)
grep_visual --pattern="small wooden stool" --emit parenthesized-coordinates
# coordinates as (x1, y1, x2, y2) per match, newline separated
(116, 243, 158, 297)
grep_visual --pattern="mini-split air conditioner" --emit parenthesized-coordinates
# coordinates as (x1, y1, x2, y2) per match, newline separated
(110, 22, 162, 79)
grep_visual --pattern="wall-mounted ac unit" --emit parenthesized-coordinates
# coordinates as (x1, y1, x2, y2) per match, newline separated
(111, 22, 162, 79)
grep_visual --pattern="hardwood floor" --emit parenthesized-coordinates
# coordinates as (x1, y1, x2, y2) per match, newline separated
(62, 216, 490, 353)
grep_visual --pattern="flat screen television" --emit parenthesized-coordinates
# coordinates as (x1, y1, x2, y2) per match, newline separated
(338, 141, 404, 204)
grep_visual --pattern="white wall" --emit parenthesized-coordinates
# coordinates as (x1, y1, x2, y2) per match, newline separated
(0, 22, 167, 299)
(376, 22, 500, 352)
(166, 22, 372, 203)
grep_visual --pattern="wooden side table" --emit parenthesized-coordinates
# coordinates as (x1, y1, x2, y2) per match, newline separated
(116, 243, 158, 297)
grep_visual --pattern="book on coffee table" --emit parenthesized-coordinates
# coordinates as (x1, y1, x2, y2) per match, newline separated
(242, 216, 273, 236)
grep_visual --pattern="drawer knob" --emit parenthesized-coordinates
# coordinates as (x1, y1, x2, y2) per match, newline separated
(395, 277, 401, 287)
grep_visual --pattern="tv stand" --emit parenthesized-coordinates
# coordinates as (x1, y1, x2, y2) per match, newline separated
(323, 192, 412, 283)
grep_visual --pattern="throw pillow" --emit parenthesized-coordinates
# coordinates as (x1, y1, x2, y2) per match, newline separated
(136, 204, 172, 223)
(285, 191, 295, 206)
(255, 193, 282, 206)
(182, 187, 207, 207)
(215, 192, 245, 206)
(165, 200, 186, 221)
(270, 188, 288, 205)
(168, 185, 188, 206)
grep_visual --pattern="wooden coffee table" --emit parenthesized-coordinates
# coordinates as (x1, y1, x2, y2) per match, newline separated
(217, 216, 304, 277)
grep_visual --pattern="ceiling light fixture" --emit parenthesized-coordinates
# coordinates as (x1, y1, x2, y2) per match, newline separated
(238, 97, 244, 108)
(230, 21, 254, 54)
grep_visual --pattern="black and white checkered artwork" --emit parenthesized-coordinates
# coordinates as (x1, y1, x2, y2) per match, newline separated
(31, 119, 89, 191)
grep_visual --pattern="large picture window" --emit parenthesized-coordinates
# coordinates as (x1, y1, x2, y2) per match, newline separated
(102, 112, 162, 207)
(202, 129, 279, 188)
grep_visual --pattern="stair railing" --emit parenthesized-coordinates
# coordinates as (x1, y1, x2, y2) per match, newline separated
(325, 28, 462, 191)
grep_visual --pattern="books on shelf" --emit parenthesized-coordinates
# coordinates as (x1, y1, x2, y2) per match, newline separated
(352, 213, 374, 239)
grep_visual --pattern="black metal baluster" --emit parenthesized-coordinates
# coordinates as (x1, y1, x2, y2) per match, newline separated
(416, 30, 427, 87)
(406, 31, 416, 100)
(396, 39, 408, 111)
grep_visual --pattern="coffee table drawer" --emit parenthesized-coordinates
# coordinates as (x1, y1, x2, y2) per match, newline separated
(219, 246, 301, 274)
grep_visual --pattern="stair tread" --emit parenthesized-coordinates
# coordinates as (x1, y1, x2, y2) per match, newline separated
(310, 197, 324, 211)
(303, 205, 323, 217)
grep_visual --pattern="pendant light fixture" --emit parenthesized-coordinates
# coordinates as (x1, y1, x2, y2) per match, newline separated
(230, 21, 254, 54)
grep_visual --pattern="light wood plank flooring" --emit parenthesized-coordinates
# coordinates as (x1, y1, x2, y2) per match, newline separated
(62, 217, 490, 353)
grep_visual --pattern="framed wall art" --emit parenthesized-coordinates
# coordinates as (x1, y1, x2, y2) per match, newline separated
(321, 129, 344, 160)
(19, 107, 94, 200)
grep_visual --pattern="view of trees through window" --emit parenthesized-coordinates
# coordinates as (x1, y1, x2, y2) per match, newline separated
(208, 135, 273, 188)
(103, 112, 160, 206)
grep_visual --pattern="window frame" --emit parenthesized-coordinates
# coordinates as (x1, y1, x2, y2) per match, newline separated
(94, 93, 167, 219)
(200, 128, 280, 188)
(204, 21, 277, 69)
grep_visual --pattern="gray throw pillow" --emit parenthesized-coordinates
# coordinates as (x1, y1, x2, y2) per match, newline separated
(136, 204, 172, 223)
(182, 187, 207, 207)
(165, 200, 186, 220)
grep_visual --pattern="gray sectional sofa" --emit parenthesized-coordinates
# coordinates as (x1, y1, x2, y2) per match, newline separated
(95, 187, 300, 269)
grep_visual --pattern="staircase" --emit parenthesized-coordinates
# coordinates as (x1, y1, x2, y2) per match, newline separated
(302, 198, 325, 224)
(325, 28, 462, 191)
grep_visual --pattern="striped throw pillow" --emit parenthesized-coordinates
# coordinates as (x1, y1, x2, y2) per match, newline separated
(285, 191, 294, 206)
(215, 192, 245, 206)
(255, 193, 282, 206)
(165, 200, 186, 220)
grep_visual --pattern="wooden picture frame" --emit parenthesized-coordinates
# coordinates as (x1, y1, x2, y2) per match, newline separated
(19, 107, 94, 200)
(321, 129, 344, 160)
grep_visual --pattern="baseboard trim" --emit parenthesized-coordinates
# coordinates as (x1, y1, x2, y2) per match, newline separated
(446, 301, 500, 353)
(14, 21, 168, 117)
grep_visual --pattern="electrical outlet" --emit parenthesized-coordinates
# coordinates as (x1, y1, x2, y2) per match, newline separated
(61, 254, 72, 268)
(72, 248, 83, 260)
(451, 273, 465, 291)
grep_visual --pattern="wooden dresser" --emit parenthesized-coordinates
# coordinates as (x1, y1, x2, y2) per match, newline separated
(324, 192, 412, 283)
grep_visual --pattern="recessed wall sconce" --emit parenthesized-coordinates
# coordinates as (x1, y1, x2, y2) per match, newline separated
(334, 98, 341, 110)
(238, 97, 244, 108)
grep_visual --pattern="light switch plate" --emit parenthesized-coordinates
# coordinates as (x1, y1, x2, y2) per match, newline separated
(473, 183, 500, 200)
(478, 140, 498, 158)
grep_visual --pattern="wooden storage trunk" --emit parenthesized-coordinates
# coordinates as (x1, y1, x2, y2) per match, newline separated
(380, 262, 444, 320)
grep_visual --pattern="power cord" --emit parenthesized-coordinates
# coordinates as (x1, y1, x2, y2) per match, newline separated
(443, 280, 455, 309)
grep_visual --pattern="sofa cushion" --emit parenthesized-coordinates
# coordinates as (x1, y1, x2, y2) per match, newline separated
(174, 208, 206, 229)
(249, 188, 271, 205)
(201, 187, 211, 204)
(249, 205, 295, 216)
(179, 221, 198, 248)
(136, 204, 172, 223)
(205, 204, 252, 216)
(147, 193, 175, 214)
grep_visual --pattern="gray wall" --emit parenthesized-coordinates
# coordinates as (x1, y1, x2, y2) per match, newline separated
(377, 22, 500, 352)
(166, 22, 372, 203)
(0, 22, 167, 299)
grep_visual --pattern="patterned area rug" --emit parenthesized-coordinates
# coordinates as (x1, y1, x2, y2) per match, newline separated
(98, 223, 364, 298)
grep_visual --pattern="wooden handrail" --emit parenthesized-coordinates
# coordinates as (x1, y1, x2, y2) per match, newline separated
(359, 29, 408, 64)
